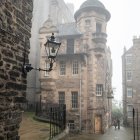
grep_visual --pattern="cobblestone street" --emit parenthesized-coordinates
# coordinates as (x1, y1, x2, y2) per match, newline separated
(61, 126, 133, 140)
(19, 112, 134, 140)
(19, 112, 50, 140)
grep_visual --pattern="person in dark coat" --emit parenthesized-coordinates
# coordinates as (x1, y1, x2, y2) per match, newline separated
(113, 120, 117, 130)
(117, 119, 120, 129)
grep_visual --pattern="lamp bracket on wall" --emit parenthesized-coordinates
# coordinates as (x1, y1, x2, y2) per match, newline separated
(22, 33, 61, 75)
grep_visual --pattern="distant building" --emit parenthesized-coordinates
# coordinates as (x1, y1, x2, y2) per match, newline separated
(27, 0, 74, 108)
(39, 0, 113, 133)
(122, 36, 140, 126)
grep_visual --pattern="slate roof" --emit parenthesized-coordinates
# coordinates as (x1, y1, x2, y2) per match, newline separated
(74, 0, 110, 21)
(80, 0, 105, 9)
(57, 22, 82, 37)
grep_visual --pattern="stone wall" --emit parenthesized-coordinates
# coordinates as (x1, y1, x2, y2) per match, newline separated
(0, 0, 33, 139)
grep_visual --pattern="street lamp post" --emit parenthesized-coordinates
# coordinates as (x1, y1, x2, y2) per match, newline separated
(22, 33, 61, 74)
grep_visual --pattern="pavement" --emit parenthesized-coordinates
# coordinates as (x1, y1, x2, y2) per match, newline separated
(20, 113, 134, 140)
(61, 126, 134, 140)
(19, 112, 50, 140)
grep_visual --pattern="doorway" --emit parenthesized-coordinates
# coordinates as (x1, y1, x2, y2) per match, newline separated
(95, 115, 102, 133)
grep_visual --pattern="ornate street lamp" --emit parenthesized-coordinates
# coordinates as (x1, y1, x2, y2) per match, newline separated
(22, 33, 61, 75)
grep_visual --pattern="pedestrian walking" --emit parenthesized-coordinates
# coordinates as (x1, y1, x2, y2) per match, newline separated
(113, 120, 117, 130)
(117, 119, 120, 129)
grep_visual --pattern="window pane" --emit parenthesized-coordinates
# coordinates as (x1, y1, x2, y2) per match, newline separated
(72, 60, 78, 75)
(96, 23, 102, 33)
(68, 120, 75, 130)
(60, 61, 66, 75)
(127, 88, 133, 97)
(127, 105, 133, 118)
(71, 92, 78, 108)
(96, 84, 103, 96)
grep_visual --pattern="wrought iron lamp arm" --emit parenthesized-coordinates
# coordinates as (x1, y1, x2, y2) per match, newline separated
(23, 63, 53, 73)
(22, 33, 60, 75)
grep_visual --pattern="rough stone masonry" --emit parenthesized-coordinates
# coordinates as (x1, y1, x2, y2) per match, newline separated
(0, 0, 33, 139)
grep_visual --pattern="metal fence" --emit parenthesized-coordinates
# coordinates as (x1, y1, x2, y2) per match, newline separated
(133, 108, 140, 140)
(35, 102, 66, 139)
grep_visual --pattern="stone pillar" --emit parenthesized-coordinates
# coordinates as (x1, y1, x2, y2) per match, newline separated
(0, 0, 33, 139)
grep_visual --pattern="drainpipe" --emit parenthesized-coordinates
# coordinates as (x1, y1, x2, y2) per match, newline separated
(79, 63, 82, 131)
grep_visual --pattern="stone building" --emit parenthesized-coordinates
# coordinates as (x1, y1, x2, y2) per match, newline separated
(122, 36, 140, 126)
(27, 0, 74, 108)
(0, 0, 32, 139)
(39, 0, 113, 133)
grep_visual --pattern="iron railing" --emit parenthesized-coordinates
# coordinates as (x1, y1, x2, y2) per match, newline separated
(35, 102, 66, 139)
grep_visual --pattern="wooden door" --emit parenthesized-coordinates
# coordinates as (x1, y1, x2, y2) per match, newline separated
(95, 116, 102, 133)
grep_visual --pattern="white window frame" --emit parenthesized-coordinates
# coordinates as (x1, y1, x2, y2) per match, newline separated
(127, 87, 133, 98)
(71, 92, 78, 109)
(72, 60, 79, 75)
(127, 104, 133, 118)
(126, 71, 132, 81)
(59, 61, 66, 75)
(96, 84, 103, 96)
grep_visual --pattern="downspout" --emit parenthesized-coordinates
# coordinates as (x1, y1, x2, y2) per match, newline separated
(79, 63, 82, 131)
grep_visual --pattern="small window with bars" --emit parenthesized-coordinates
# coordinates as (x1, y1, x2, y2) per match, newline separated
(59, 92, 65, 105)
(60, 61, 66, 75)
(72, 60, 79, 75)
(68, 120, 75, 130)
(96, 84, 103, 96)
(71, 92, 78, 109)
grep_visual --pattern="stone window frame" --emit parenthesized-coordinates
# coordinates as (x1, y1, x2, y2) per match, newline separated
(127, 104, 133, 118)
(127, 87, 133, 98)
(71, 91, 78, 109)
(59, 60, 66, 76)
(96, 84, 103, 96)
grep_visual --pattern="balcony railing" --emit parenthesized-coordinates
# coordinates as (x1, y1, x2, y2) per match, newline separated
(92, 32, 107, 44)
